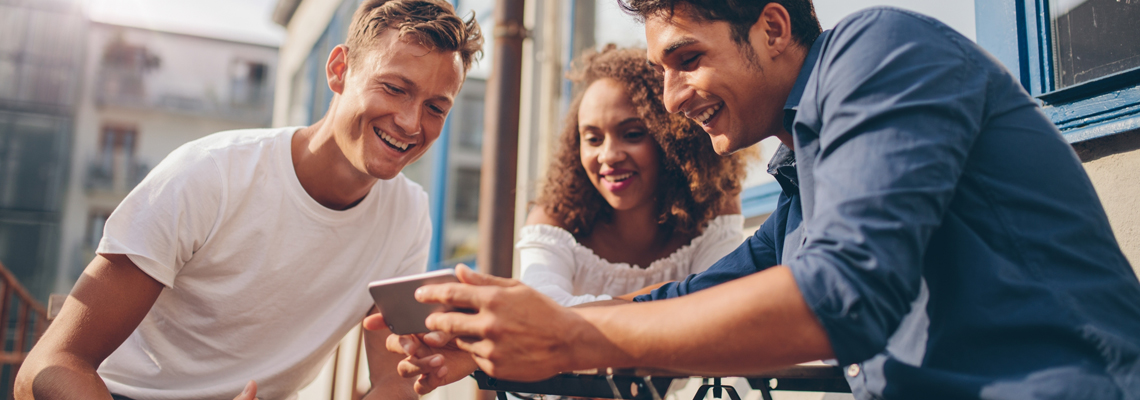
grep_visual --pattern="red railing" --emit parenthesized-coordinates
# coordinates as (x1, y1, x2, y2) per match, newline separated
(0, 262, 49, 400)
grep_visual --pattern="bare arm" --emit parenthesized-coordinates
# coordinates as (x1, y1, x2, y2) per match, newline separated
(418, 265, 833, 380)
(15, 254, 163, 399)
(573, 265, 831, 375)
(361, 308, 418, 400)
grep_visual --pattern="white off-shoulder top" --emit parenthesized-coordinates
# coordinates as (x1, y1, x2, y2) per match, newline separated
(517, 214, 745, 306)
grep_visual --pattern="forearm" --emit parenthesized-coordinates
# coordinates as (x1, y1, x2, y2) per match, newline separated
(15, 349, 113, 400)
(572, 266, 833, 375)
(363, 376, 417, 400)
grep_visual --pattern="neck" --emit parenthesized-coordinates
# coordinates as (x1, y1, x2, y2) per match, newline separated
(603, 201, 669, 253)
(773, 44, 810, 149)
(292, 110, 377, 210)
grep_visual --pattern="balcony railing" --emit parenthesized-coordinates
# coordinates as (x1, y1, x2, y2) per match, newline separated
(0, 261, 49, 400)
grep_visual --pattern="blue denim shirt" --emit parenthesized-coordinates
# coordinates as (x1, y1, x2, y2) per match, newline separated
(637, 7, 1140, 399)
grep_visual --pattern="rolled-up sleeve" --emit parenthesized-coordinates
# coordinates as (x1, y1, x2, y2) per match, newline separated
(789, 9, 987, 365)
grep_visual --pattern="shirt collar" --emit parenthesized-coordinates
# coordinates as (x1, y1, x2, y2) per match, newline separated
(766, 143, 799, 196)
(782, 30, 831, 135)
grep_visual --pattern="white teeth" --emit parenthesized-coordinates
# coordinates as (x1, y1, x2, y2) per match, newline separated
(694, 103, 723, 125)
(604, 172, 634, 182)
(379, 131, 409, 151)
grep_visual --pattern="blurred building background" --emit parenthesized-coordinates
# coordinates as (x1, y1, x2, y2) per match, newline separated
(56, 21, 278, 293)
(0, 0, 281, 305)
(0, 0, 87, 307)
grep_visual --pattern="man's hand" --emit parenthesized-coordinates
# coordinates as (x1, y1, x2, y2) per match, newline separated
(413, 265, 616, 381)
(390, 331, 477, 394)
(362, 313, 476, 395)
(232, 381, 257, 400)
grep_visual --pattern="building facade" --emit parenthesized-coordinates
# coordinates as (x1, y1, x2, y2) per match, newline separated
(55, 22, 279, 293)
(0, 0, 86, 302)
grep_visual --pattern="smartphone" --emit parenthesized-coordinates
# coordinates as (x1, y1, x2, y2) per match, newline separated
(368, 269, 460, 334)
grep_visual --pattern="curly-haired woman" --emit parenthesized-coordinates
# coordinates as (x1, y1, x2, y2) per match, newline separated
(519, 45, 751, 307)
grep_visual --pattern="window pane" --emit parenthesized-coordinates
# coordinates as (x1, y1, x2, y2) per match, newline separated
(1050, 0, 1140, 89)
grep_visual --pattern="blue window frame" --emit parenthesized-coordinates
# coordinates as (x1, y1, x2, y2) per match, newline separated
(975, 0, 1140, 143)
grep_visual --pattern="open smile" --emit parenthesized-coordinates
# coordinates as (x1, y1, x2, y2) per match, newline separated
(375, 127, 415, 153)
(690, 102, 723, 128)
(600, 170, 637, 192)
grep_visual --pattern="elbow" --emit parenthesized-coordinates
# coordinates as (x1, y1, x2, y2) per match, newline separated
(14, 355, 41, 400)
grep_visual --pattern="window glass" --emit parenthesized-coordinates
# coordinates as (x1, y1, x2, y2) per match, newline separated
(1050, 0, 1140, 89)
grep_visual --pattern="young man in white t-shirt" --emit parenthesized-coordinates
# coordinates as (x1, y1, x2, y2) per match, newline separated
(15, 1, 482, 399)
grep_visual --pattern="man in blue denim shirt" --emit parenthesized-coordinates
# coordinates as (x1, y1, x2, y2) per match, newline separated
(381, 1, 1140, 398)
(631, 1, 1140, 398)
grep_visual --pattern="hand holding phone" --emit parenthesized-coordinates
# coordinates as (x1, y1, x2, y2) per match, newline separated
(368, 269, 459, 334)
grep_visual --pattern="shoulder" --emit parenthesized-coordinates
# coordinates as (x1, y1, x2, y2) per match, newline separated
(163, 127, 293, 169)
(823, 7, 971, 62)
(525, 205, 567, 229)
(833, 7, 956, 38)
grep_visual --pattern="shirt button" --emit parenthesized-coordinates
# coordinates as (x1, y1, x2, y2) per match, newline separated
(847, 364, 861, 377)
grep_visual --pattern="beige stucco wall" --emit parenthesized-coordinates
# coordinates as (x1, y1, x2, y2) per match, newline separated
(1076, 132, 1140, 280)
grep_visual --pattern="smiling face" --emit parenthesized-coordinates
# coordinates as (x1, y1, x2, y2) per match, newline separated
(645, 5, 794, 155)
(578, 78, 662, 213)
(328, 30, 465, 180)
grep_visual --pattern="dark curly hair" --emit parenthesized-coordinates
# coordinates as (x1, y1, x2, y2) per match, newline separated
(536, 45, 749, 237)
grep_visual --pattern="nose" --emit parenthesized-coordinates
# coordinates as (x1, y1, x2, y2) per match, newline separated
(394, 104, 422, 136)
(661, 69, 691, 115)
(597, 136, 626, 166)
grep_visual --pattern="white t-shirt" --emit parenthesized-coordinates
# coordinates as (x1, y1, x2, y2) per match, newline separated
(95, 127, 431, 400)
(517, 214, 744, 307)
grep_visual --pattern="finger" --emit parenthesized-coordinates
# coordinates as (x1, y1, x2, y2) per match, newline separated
(232, 380, 256, 400)
(422, 331, 454, 347)
(386, 333, 405, 355)
(396, 354, 442, 377)
(452, 336, 494, 360)
(362, 314, 387, 331)
(415, 282, 485, 310)
(424, 310, 489, 338)
(414, 370, 445, 395)
(455, 264, 516, 288)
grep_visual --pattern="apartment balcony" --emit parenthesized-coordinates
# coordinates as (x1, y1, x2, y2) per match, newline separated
(95, 67, 273, 125)
(84, 155, 149, 196)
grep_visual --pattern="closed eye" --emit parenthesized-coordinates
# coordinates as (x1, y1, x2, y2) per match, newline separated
(383, 83, 406, 95)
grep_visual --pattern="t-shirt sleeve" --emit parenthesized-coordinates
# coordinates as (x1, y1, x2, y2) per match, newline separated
(96, 143, 225, 288)
(789, 9, 986, 365)
(517, 226, 612, 307)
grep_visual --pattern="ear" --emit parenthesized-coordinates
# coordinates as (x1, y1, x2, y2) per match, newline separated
(326, 45, 349, 95)
(750, 3, 794, 57)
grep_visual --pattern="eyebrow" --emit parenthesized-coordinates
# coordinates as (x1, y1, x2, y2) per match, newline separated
(581, 117, 644, 130)
(648, 37, 699, 70)
(663, 38, 699, 58)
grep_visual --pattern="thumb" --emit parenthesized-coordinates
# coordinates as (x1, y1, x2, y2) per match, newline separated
(455, 264, 515, 287)
(233, 380, 257, 400)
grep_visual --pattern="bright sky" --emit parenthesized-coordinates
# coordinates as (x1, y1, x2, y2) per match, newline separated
(84, 0, 285, 47)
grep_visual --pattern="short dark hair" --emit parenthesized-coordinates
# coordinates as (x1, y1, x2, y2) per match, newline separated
(617, 0, 822, 48)
(347, 0, 483, 72)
